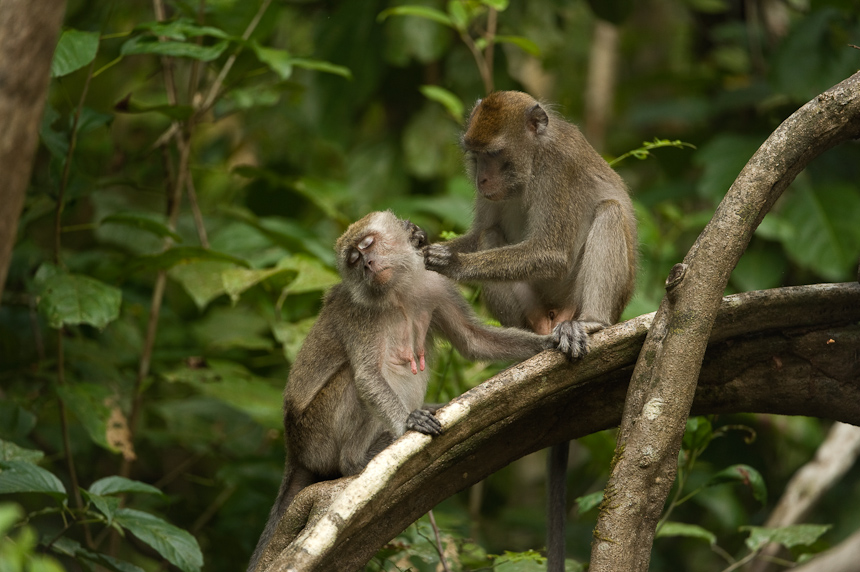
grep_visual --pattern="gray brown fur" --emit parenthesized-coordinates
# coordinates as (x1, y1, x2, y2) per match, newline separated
(247, 211, 577, 571)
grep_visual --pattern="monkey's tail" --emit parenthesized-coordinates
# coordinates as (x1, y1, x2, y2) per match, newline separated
(246, 461, 304, 572)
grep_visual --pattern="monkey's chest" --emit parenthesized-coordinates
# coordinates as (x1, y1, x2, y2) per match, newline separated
(382, 311, 431, 403)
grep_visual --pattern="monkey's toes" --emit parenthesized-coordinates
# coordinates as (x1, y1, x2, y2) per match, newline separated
(406, 409, 443, 436)
(552, 320, 589, 360)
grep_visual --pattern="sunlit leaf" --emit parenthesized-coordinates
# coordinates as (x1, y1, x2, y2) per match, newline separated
(481, 0, 509, 10)
(100, 213, 182, 241)
(89, 476, 163, 497)
(0, 461, 67, 500)
(121, 36, 228, 61)
(419, 85, 464, 121)
(113, 508, 203, 572)
(37, 271, 121, 330)
(447, 0, 469, 30)
(169, 261, 232, 310)
(251, 42, 293, 80)
(494, 35, 540, 56)
(55, 384, 131, 456)
(741, 524, 832, 552)
(51, 29, 100, 77)
(272, 317, 316, 363)
(656, 521, 716, 544)
(276, 254, 340, 295)
(377, 5, 454, 28)
(290, 58, 353, 79)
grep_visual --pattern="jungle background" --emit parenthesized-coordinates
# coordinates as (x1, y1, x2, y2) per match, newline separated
(1, 0, 860, 570)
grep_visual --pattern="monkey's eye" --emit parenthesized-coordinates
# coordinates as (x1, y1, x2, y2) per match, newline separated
(348, 249, 360, 265)
(358, 235, 374, 250)
(485, 149, 503, 158)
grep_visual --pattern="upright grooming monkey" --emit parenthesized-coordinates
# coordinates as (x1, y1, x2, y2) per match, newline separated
(424, 91, 638, 571)
(247, 211, 580, 572)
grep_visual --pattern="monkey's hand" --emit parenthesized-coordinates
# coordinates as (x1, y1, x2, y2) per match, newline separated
(406, 408, 443, 436)
(548, 320, 589, 360)
(423, 244, 457, 275)
(403, 219, 428, 249)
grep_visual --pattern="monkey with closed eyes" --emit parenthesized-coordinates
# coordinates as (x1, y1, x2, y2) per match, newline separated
(247, 210, 580, 572)
(424, 91, 638, 572)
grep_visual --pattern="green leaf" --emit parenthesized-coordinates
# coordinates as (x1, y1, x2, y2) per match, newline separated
(136, 18, 230, 41)
(51, 30, 100, 77)
(100, 213, 183, 241)
(272, 317, 316, 363)
(289, 58, 353, 79)
(121, 36, 228, 61)
(55, 384, 128, 454)
(481, 0, 509, 9)
(89, 476, 163, 497)
(0, 503, 24, 536)
(705, 464, 767, 504)
(169, 261, 232, 310)
(131, 246, 249, 274)
(81, 491, 120, 524)
(494, 35, 540, 56)
(272, 255, 340, 295)
(656, 521, 716, 544)
(419, 85, 464, 121)
(113, 96, 194, 120)
(221, 264, 296, 304)
(163, 359, 283, 429)
(37, 271, 122, 330)
(0, 461, 67, 500)
(741, 524, 832, 552)
(113, 508, 203, 572)
(682, 416, 712, 452)
(377, 6, 454, 28)
(251, 42, 293, 80)
(0, 440, 44, 463)
(575, 491, 603, 514)
(50, 537, 145, 572)
(780, 184, 860, 281)
(694, 135, 763, 202)
(447, 0, 469, 30)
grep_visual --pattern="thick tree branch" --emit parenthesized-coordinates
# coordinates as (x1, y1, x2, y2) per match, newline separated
(589, 70, 860, 572)
(261, 283, 860, 572)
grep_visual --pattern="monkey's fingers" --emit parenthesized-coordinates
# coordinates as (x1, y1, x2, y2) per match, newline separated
(423, 244, 453, 270)
(406, 409, 443, 436)
(550, 320, 589, 360)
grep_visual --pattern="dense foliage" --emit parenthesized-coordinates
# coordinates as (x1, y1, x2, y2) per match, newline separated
(1, 0, 859, 571)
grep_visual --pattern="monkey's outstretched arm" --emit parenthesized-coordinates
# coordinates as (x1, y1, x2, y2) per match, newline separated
(425, 239, 569, 282)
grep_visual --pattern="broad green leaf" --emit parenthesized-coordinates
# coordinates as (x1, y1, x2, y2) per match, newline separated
(121, 36, 228, 62)
(0, 440, 44, 463)
(100, 213, 182, 242)
(251, 42, 293, 80)
(50, 537, 145, 572)
(89, 476, 163, 497)
(113, 96, 194, 120)
(403, 104, 462, 179)
(169, 261, 232, 310)
(377, 6, 453, 27)
(131, 246, 249, 273)
(51, 30, 100, 77)
(222, 264, 297, 303)
(136, 18, 230, 40)
(705, 464, 767, 504)
(81, 491, 120, 524)
(0, 403, 37, 441)
(656, 521, 716, 544)
(113, 508, 203, 572)
(38, 272, 121, 330)
(275, 255, 340, 295)
(780, 184, 860, 281)
(494, 35, 540, 56)
(39, 106, 69, 159)
(575, 491, 603, 514)
(0, 461, 67, 500)
(272, 317, 316, 363)
(291, 177, 351, 225)
(193, 306, 273, 351)
(419, 85, 464, 121)
(56, 384, 133, 456)
(164, 359, 283, 429)
(447, 1, 469, 30)
(682, 416, 712, 451)
(290, 57, 353, 79)
(481, 0, 509, 9)
(741, 524, 832, 552)
(694, 134, 762, 201)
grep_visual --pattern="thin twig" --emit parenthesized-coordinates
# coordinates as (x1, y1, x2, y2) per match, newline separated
(427, 510, 451, 572)
(185, 172, 209, 247)
(483, 8, 497, 93)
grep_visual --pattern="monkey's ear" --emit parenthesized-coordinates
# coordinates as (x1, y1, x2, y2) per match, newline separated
(527, 103, 549, 135)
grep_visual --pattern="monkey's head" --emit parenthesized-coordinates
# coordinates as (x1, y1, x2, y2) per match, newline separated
(461, 91, 549, 201)
(335, 211, 425, 300)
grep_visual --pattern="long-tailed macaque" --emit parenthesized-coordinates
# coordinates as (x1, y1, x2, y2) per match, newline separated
(424, 91, 638, 571)
(247, 211, 580, 572)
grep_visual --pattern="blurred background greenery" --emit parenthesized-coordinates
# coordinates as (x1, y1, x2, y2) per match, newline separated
(1, 0, 859, 570)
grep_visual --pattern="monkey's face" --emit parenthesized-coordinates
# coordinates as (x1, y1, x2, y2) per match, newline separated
(336, 211, 423, 296)
(466, 150, 521, 201)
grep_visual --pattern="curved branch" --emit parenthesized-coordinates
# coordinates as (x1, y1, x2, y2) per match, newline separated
(590, 70, 860, 572)
(263, 283, 860, 572)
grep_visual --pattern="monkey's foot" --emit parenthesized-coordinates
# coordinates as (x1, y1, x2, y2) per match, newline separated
(406, 409, 442, 436)
(549, 320, 589, 360)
